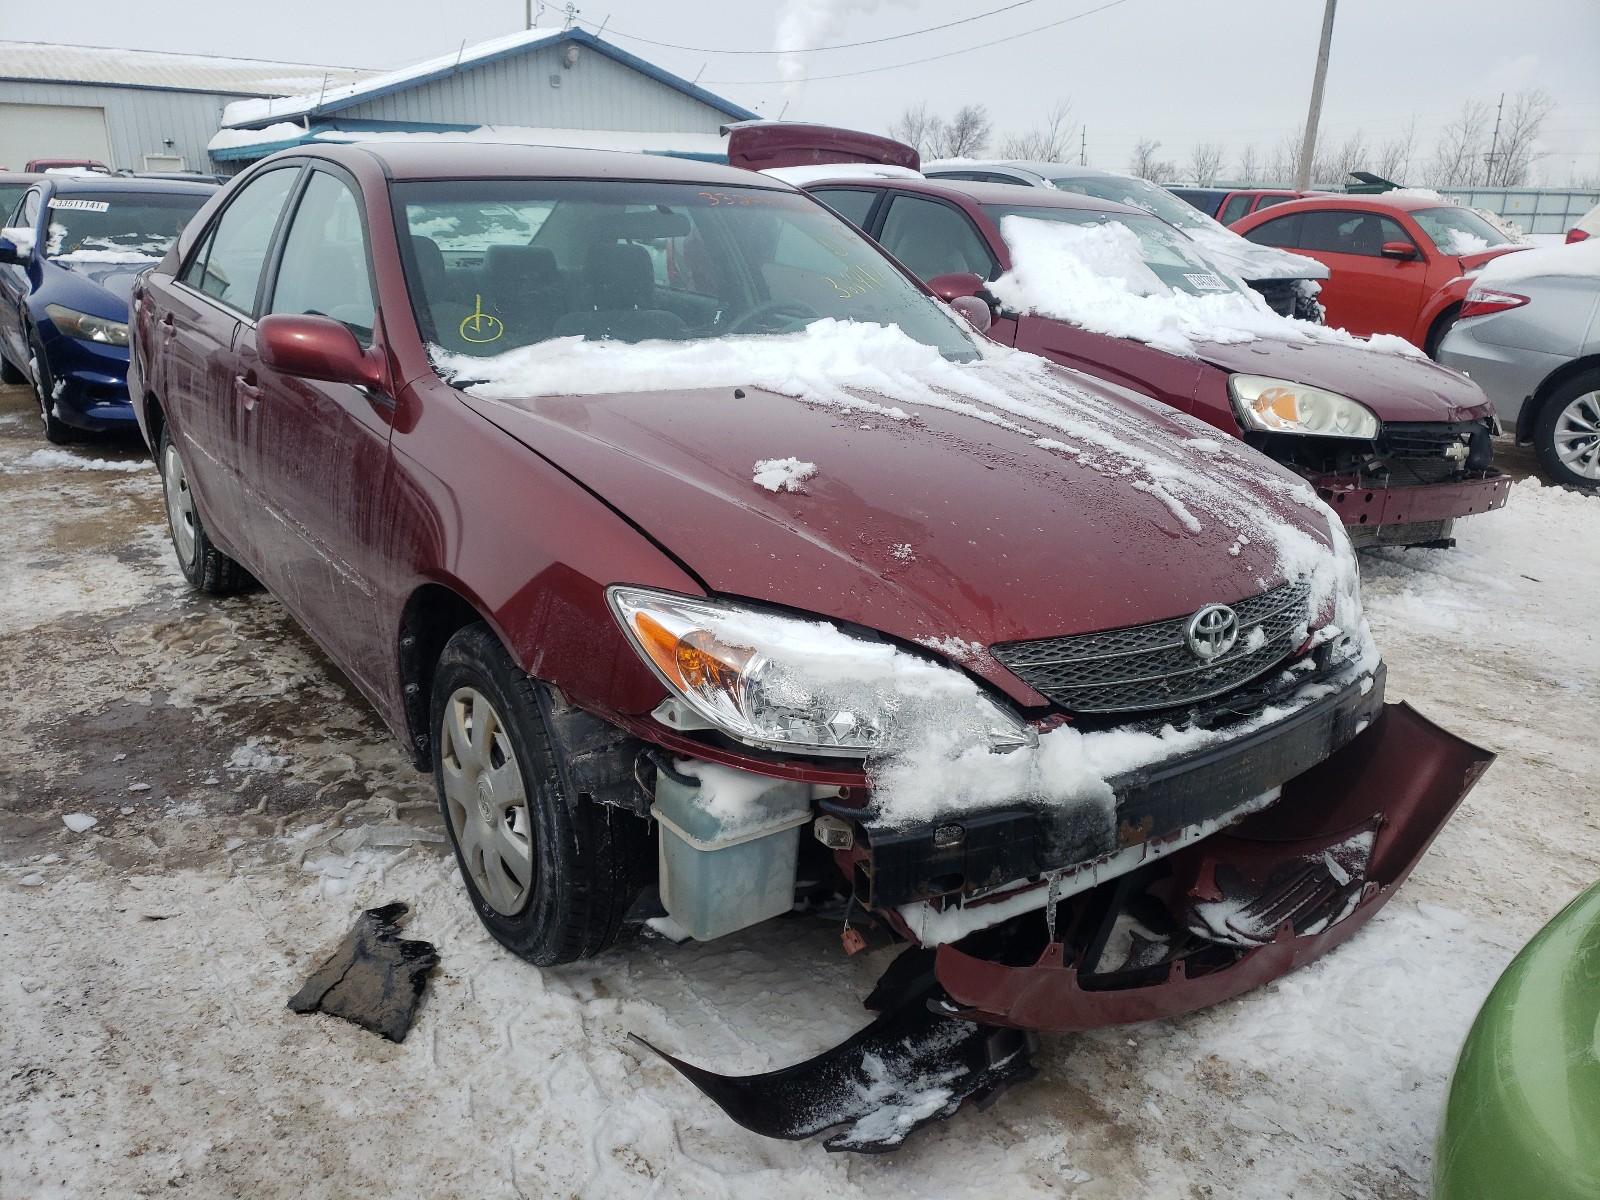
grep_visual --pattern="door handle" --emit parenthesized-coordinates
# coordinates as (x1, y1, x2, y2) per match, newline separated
(235, 372, 262, 410)
(160, 312, 177, 342)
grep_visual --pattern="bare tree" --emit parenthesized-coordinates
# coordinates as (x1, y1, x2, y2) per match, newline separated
(1326, 130, 1370, 184)
(1489, 89, 1556, 186)
(1129, 138, 1178, 183)
(1374, 116, 1419, 183)
(1267, 127, 1303, 185)
(999, 98, 1076, 161)
(1234, 144, 1263, 187)
(1186, 141, 1225, 187)
(929, 105, 993, 159)
(1429, 100, 1492, 186)
(889, 103, 940, 156)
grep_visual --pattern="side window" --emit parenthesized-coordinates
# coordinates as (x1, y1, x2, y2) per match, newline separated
(1254, 193, 1294, 212)
(1377, 216, 1415, 251)
(1299, 210, 1401, 258)
(181, 167, 299, 314)
(878, 195, 998, 282)
(1242, 213, 1301, 249)
(267, 170, 376, 343)
(1219, 195, 1252, 225)
(809, 188, 877, 231)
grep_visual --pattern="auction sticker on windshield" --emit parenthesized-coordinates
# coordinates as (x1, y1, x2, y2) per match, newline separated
(48, 199, 110, 212)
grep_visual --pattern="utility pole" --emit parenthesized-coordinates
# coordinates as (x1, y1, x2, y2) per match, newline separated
(1484, 92, 1506, 186)
(525, 0, 533, 29)
(1294, 0, 1337, 191)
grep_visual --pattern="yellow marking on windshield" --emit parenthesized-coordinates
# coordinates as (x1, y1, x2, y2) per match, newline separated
(460, 295, 504, 343)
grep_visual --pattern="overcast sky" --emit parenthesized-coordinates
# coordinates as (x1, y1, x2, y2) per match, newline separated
(5, 0, 1597, 183)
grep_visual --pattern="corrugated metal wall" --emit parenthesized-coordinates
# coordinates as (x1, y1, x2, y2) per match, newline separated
(340, 44, 727, 134)
(0, 80, 241, 172)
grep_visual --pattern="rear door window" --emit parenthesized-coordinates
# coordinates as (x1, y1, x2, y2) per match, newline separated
(266, 170, 377, 344)
(878, 194, 998, 281)
(808, 188, 877, 230)
(1218, 195, 1251, 225)
(182, 166, 300, 315)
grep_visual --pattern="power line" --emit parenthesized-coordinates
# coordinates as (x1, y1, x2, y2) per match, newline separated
(698, 0, 1138, 85)
(578, 0, 1045, 56)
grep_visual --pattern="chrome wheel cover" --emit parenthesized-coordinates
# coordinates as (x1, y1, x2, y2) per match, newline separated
(1553, 389, 1600, 481)
(161, 441, 198, 568)
(439, 686, 534, 915)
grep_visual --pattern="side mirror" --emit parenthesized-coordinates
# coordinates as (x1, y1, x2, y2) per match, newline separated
(0, 237, 25, 266)
(258, 314, 383, 390)
(1380, 241, 1419, 261)
(926, 271, 985, 301)
(950, 295, 992, 334)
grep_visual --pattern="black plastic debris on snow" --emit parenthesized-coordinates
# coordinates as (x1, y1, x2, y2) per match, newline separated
(633, 949, 1038, 1153)
(288, 902, 439, 1043)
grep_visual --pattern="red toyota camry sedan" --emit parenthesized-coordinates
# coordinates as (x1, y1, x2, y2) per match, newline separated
(128, 143, 1489, 1150)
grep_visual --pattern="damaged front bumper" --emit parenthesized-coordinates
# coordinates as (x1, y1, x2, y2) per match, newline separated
(643, 696, 1492, 1151)
(1313, 472, 1512, 548)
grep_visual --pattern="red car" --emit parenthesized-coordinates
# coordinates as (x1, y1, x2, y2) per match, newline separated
(1230, 194, 1527, 354)
(129, 142, 1489, 1150)
(797, 172, 1509, 549)
(1169, 187, 1313, 225)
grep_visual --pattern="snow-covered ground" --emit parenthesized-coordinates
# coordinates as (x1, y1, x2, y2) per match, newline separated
(1, 387, 1597, 1199)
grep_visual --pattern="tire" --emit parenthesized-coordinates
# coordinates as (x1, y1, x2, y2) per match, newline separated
(431, 623, 648, 966)
(1424, 305, 1461, 360)
(28, 333, 79, 444)
(1533, 370, 1600, 490)
(157, 426, 251, 593)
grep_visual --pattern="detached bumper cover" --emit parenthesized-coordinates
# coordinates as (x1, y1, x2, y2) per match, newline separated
(934, 702, 1492, 1031)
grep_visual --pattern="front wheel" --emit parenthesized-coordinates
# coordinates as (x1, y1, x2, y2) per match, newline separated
(29, 334, 78, 444)
(431, 624, 647, 965)
(1533, 371, 1600, 489)
(158, 427, 251, 593)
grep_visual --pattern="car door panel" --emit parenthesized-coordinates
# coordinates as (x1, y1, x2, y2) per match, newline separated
(241, 167, 395, 693)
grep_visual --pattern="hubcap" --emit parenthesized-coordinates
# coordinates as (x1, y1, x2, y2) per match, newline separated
(1553, 390, 1600, 481)
(439, 686, 533, 915)
(161, 442, 198, 567)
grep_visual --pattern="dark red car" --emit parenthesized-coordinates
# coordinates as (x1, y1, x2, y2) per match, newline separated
(798, 173, 1509, 549)
(129, 142, 1489, 1150)
(1230, 193, 1528, 354)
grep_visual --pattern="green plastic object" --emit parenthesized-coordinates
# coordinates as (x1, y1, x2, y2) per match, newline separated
(1433, 880, 1600, 1199)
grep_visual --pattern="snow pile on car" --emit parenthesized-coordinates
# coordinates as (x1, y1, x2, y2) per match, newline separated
(1468, 238, 1600, 284)
(990, 216, 1425, 359)
(1, 225, 36, 255)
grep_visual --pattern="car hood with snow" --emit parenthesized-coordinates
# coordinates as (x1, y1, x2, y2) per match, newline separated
(442, 323, 1343, 705)
(50, 254, 161, 304)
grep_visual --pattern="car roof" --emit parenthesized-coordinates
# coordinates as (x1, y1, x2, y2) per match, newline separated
(293, 141, 788, 190)
(1237, 192, 1452, 217)
(43, 173, 219, 196)
(803, 172, 1148, 217)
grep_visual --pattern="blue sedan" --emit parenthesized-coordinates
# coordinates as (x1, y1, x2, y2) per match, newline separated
(0, 174, 216, 442)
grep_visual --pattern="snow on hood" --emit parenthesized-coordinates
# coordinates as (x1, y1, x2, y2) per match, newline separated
(438, 318, 1372, 832)
(1183, 221, 1329, 282)
(990, 218, 1426, 361)
(1470, 238, 1600, 286)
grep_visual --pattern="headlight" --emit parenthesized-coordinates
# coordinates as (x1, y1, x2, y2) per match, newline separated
(44, 304, 128, 346)
(1229, 374, 1378, 440)
(608, 586, 1037, 758)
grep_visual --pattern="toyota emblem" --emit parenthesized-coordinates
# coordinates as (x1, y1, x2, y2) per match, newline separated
(1185, 604, 1239, 660)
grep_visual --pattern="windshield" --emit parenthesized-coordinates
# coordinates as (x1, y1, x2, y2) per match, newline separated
(1047, 174, 1213, 233)
(983, 204, 1245, 297)
(44, 192, 209, 260)
(393, 179, 977, 361)
(1410, 206, 1513, 255)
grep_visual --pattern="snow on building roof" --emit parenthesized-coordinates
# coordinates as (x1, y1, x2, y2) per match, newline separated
(220, 28, 760, 129)
(0, 40, 374, 98)
(206, 122, 736, 163)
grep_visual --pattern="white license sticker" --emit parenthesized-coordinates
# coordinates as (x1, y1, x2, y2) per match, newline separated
(49, 198, 110, 212)
(1183, 272, 1230, 292)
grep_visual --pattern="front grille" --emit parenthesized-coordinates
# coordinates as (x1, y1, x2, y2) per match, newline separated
(1373, 421, 1491, 485)
(992, 577, 1311, 714)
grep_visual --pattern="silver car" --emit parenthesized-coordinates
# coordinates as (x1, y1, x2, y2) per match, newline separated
(923, 159, 1329, 320)
(1436, 244, 1600, 488)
